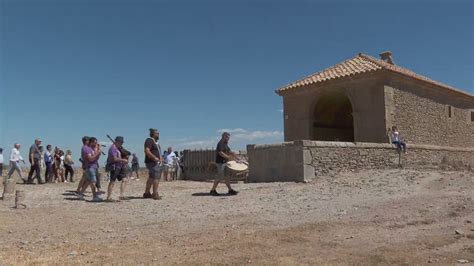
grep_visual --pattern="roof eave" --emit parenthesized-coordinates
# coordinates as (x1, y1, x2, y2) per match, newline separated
(276, 71, 381, 97)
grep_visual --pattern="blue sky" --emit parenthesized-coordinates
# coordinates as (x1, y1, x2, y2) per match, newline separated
(0, 0, 473, 161)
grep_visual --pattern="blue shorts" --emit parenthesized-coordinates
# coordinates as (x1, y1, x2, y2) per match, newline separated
(146, 162, 162, 180)
(85, 168, 97, 183)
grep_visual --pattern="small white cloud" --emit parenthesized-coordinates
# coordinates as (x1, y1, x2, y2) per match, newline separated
(217, 128, 248, 134)
(174, 139, 216, 149)
(182, 140, 215, 146)
(232, 130, 283, 141)
(171, 128, 283, 150)
(217, 128, 283, 141)
(168, 137, 191, 142)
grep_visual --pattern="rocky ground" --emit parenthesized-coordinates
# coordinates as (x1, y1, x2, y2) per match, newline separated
(0, 169, 473, 265)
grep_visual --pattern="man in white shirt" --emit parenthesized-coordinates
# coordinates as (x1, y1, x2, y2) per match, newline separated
(0, 148, 4, 177)
(163, 147, 176, 181)
(7, 143, 26, 182)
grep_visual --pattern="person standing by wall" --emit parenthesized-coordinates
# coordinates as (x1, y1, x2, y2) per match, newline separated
(174, 151, 181, 180)
(163, 147, 176, 182)
(27, 139, 43, 184)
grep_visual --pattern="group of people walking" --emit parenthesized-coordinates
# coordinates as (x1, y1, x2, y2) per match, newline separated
(73, 128, 239, 201)
(74, 128, 190, 202)
(0, 140, 76, 184)
(1, 127, 241, 201)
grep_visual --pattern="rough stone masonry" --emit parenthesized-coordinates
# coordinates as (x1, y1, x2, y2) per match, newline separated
(247, 141, 474, 182)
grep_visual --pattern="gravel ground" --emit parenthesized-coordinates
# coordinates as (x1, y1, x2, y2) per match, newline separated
(0, 169, 473, 265)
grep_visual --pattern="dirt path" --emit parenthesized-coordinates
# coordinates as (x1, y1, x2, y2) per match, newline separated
(0, 169, 473, 265)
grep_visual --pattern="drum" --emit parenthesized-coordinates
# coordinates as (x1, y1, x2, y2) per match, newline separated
(225, 160, 249, 180)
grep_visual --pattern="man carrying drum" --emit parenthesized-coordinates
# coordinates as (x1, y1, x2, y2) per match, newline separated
(210, 132, 239, 196)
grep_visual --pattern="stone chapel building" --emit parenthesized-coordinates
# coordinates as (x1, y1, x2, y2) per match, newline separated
(276, 52, 474, 148)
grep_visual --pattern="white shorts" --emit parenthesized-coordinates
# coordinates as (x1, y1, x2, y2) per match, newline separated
(163, 165, 174, 172)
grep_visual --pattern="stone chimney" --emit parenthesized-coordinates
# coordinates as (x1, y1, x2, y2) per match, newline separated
(379, 51, 395, 65)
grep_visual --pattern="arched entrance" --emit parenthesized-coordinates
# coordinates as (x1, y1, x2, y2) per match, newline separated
(312, 92, 354, 141)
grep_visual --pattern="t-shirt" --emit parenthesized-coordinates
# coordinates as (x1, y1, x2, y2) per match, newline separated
(81, 145, 98, 170)
(10, 148, 23, 162)
(144, 138, 161, 164)
(215, 139, 231, 164)
(107, 144, 122, 168)
(0, 154, 3, 164)
(44, 151, 52, 163)
(80, 146, 87, 169)
(29, 144, 41, 161)
(392, 131, 400, 142)
(164, 152, 176, 166)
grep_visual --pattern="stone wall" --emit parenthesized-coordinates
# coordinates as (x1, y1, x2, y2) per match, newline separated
(386, 77, 474, 148)
(247, 142, 309, 183)
(247, 140, 474, 182)
(305, 141, 474, 176)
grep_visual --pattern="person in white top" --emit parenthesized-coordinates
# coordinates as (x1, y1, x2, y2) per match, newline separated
(388, 126, 407, 153)
(39, 146, 46, 178)
(163, 147, 176, 181)
(7, 143, 26, 182)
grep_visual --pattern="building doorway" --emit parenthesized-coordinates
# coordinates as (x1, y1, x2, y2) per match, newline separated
(312, 92, 354, 141)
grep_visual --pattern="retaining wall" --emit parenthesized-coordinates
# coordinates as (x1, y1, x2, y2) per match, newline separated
(247, 140, 474, 182)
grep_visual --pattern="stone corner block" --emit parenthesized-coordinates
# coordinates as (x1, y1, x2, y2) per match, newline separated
(303, 164, 315, 180)
(303, 149, 313, 164)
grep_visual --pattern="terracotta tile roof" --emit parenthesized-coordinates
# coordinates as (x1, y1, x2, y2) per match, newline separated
(276, 53, 473, 98)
